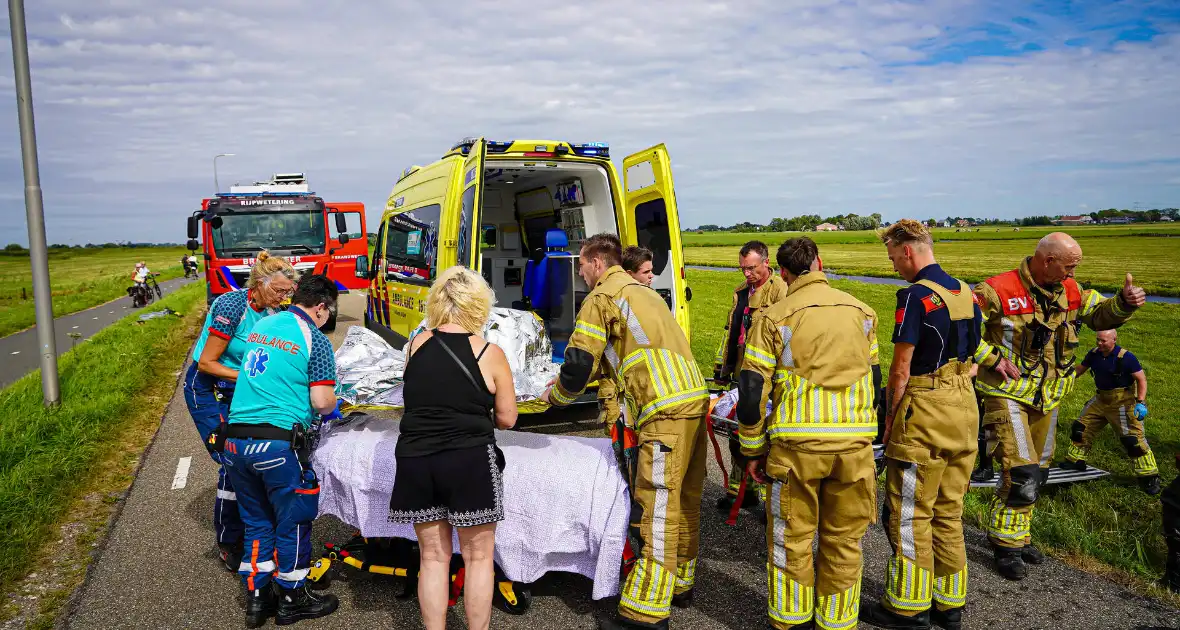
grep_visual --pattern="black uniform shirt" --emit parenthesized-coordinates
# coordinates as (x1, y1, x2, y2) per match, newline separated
(893, 264, 984, 376)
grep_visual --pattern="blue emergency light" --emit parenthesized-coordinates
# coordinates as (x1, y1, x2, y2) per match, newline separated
(215, 191, 317, 197)
(571, 142, 610, 158)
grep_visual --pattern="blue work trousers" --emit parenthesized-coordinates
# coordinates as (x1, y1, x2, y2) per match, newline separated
(182, 362, 243, 547)
(222, 436, 318, 590)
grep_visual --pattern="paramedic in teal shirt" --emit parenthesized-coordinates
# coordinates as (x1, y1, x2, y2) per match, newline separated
(183, 251, 296, 573)
(223, 274, 341, 627)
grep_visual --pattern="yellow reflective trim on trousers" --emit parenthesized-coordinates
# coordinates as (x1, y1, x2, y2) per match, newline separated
(988, 500, 1031, 540)
(621, 558, 673, 617)
(933, 566, 968, 607)
(675, 559, 697, 590)
(1066, 444, 1087, 462)
(884, 555, 931, 612)
(744, 344, 776, 369)
(1134, 450, 1158, 475)
(767, 565, 814, 624)
(816, 580, 861, 630)
(574, 321, 607, 342)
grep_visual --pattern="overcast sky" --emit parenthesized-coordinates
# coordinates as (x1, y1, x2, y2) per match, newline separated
(0, 0, 1177, 245)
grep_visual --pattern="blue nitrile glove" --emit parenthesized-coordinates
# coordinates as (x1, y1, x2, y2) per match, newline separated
(1134, 402, 1148, 421)
(321, 400, 344, 422)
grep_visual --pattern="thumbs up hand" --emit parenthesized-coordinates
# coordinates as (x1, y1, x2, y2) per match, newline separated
(1121, 273, 1146, 308)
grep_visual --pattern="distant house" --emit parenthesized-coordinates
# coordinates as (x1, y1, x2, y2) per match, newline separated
(1159, 216, 1174, 222)
(955, 219, 971, 228)
(1106, 217, 1131, 224)
(815, 223, 840, 232)
(1054, 215, 1093, 226)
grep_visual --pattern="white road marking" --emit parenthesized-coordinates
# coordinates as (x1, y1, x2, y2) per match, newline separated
(10, 351, 19, 355)
(72, 325, 79, 329)
(171, 457, 192, 490)
(93, 317, 98, 320)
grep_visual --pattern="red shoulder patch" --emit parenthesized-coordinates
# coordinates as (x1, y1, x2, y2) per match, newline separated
(921, 293, 946, 314)
(895, 308, 905, 324)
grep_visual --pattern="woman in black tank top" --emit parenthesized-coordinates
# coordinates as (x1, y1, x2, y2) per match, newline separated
(387, 266, 516, 630)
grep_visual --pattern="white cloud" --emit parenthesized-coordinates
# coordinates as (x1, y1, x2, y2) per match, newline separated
(0, 0, 1175, 243)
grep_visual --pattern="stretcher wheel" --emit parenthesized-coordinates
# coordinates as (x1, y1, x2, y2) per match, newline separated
(493, 580, 532, 615)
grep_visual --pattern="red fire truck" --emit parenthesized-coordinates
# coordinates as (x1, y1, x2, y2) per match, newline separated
(185, 173, 368, 331)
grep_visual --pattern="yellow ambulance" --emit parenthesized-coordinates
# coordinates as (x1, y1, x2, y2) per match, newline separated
(354, 137, 692, 405)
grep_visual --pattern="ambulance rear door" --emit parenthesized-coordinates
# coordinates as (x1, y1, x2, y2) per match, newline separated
(455, 138, 487, 272)
(622, 144, 690, 339)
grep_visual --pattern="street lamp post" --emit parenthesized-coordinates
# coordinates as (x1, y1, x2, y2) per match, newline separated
(9, 0, 60, 406)
(213, 153, 234, 192)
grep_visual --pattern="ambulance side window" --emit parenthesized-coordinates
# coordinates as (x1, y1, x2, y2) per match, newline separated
(384, 204, 442, 286)
(634, 199, 671, 275)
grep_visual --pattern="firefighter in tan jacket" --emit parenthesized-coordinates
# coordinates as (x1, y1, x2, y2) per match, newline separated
(739, 237, 881, 630)
(972, 232, 1145, 580)
(543, 234, 708, 630)
(712, 240, 789, 512)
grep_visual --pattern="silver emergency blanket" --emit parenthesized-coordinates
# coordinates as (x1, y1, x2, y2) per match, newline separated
(333, 327, 406, 408)
(312, 414, 630, 599)
(334, 308, 562, 408)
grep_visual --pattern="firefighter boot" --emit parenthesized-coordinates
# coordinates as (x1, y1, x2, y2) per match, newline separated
(859, 603, 931, 629)
(1139, 475, 1162, 496)
(671, 589, 693, 609)
(1021, 544, 1045, 565)
(970, 450, 994, 483)
(597, 614, 669, 630)
(930, 607, 963, 630)
(245, 584, 277, 629)
(218, 542, 243, 573)
(1057, 459, 1086, 472)
(275, 584, 339, 625)
(994, 546, 1027, 581)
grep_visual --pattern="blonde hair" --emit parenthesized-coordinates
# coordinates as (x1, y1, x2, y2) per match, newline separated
(426, 266, 495, 334)
(246, 250, 298, 291)
(880, 219, 933, 248)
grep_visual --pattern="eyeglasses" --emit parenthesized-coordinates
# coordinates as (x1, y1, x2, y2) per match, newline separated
(269, 283, 296, 298)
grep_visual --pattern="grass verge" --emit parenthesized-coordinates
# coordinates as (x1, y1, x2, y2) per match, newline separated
(0, 246, 189, 337)
(683, 223, 1180, 247)
(686, 268, 1179, 585)
(0, 281, 204, 619)
(686, 235, 1180, 297)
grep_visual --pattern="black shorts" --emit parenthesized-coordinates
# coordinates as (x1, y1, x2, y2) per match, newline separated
(389, 443, 505, 528)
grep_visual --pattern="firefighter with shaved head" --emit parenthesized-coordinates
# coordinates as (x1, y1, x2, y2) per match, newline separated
(972, 232, 1145, 581)
(543, 233, 708, 630)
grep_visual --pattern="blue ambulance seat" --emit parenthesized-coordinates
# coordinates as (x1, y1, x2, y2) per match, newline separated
(521, 229, 569, 310)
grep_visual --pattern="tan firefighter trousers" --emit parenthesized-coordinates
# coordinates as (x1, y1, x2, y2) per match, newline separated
(1065, 387, 1157, 476)
(764, 444, 876, 630)
(980, 395, 1058, 548)
(882, 361, 977, 615)
(620, 415, 707, 623)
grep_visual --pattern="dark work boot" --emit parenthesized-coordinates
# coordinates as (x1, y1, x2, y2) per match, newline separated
(858, 603, 931, 629)
(930, 606, 963, 630)
(245, 583, 277, 629)
(970, 453, 994, 483)
(1057, 459, 1087, 472)
(597, 613, 669, 629)
(1140, 475, 1162, 496)
(1021, 544, 1046, 565)
(994, 546, 1028, 581)
(671, 589, 693, 609)
(275, 584, 339, 625)
(218, 542, 243, 573)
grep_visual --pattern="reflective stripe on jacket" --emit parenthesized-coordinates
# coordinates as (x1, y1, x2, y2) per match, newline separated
(737, 272, 880, 455)
(713, 274, 789, 381)
(552, 266, 707, 426)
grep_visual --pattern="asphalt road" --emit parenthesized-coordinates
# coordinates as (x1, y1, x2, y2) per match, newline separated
(65, 294, 1180, 630)
(0, 276, 198, 389)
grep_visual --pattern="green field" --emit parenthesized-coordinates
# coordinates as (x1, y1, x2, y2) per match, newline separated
(684, 223, 1180, 247)
(0, 247, 189, 338)
(685, 268, 1179, 584)
(686, 235, 1180, 297)
(0, 282, 204, 591)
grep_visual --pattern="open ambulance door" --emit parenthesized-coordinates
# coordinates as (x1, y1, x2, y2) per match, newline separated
(456, 138, 487, 272)
(622, 144, 690, 339)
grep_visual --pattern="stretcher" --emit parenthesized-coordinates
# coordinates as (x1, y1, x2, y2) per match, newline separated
(305, 414, 632, 614)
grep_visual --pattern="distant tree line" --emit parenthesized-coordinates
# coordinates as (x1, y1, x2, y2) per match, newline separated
(692, 207, 1179, 232)
(1, 242, 184, 254)
(696, 213, 883, 232)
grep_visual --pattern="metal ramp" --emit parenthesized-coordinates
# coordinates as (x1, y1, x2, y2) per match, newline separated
(709, 414, 1111, 487)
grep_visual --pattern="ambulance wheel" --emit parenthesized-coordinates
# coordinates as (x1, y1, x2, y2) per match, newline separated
(493, 581, 532, 615)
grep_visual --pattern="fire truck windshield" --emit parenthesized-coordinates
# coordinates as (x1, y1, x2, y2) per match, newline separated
(210, 210, 326, 256)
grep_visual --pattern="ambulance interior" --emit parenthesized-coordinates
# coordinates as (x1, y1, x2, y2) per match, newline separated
(476, 160, 672, 359)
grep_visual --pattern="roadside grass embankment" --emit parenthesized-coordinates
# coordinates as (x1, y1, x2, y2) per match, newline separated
(685, 268, 1179, 586)
(0, 246, 190, 338)
(0, 281, 204, 607)
(683, 223, 1180, 247)
(685, 236, 1180, 297)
